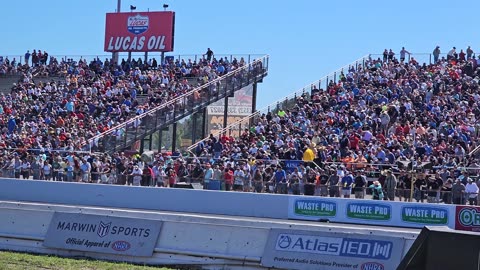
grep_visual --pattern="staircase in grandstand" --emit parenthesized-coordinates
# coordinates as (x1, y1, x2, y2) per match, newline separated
(187, 55, 370, 152)
(87, 55, 269, 154)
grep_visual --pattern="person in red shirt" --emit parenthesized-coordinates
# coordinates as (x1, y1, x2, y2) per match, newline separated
(376, 132, 386, 144)
(349, 133, 360, 150)
(224, 165, 234, 191)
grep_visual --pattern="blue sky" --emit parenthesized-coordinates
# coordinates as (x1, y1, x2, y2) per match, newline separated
(2, 0, 480, 108)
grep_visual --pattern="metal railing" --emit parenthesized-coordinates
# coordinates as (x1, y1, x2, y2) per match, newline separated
(187, 54, 370, 151)
(0, 53, 265, 66)
(4, 167, 478, 205)
(85, 55, 269, 153)
(368, 52, 473, 65)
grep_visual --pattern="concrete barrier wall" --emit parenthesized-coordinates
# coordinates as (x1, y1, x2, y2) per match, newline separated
(0, 179, 289, 219)
(0, 201, 417, 270)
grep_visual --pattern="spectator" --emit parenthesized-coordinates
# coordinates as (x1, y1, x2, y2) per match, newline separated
(369, 181, 384, 200)
(353, 170, 367, 199)
(433, 46, 441, 63)
(452, 179, 466, 205)
(465, 178, 479, 205)
(466, 46, 474, 60)
(384, 169, 397, 201)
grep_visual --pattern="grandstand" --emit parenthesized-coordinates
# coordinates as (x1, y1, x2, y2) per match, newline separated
(1, 48, 480, 204)
(3, 48, 480, 270)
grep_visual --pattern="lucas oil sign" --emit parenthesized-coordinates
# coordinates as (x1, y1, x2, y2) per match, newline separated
(104, 11, 175, 52)
(43, 212, 162, 256)
(261, 229, 404, 270)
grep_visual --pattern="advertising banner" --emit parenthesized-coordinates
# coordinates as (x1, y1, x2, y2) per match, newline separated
(206, 85, 253, 136)
(288, 196, 456, 229)
(104, 11, 175, 52)
(455, 205, 480, 232)
(43, 212, 162, 256)
(284, 160, 304, 173)
(261, 229, 405, 270)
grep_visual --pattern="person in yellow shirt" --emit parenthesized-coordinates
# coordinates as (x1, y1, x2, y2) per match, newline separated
(303, 146, 315, 162)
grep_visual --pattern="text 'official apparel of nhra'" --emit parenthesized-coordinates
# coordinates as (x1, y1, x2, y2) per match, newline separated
(43, 212, 162, 256)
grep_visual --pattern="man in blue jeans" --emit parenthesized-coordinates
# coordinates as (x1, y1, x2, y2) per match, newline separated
(274, 165, 287, 194)
(341, 171, 354, 198)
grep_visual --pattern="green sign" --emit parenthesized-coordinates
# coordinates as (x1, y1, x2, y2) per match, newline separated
(346, 202, 391, 221)
(294, 199, 337, 217)
(401, 206, 448, 224)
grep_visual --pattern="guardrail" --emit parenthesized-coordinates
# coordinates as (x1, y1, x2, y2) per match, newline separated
(85, 55, 269, 153)
(187, 54, 370, 151)
(0, 199, 417, 269)
(1, 53, 265, 66)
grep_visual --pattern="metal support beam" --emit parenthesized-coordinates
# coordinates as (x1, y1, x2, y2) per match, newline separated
(111, 0, 121, 65)
(158, 130, 163, 152)
(148, 134, 153, 150)
(172, 123, 177, 153)
(144, 52, 148, 64)
(201, 107, 207, 138)
(223, 95, 228, 130)
(250, 82, 258, 127)
(128, 52, 132, 62)
(140, 138, 145, 153)
(192, 113, 197, 145)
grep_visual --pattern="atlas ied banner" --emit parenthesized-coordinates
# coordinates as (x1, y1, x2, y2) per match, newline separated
(43, 212, 162, 256)
(261, 229, 405, 270)
(104, 11, 175, 52)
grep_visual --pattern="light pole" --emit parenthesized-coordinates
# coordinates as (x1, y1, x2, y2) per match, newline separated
(111, 0, 122, 65)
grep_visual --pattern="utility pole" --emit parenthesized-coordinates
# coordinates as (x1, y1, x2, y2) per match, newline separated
(111, 0, 121, 65)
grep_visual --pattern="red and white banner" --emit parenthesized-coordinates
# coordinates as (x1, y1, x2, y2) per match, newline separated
(104, 11, 175, 52)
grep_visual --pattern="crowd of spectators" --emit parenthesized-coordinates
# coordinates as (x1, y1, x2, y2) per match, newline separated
(0, 48, 251, 154)
(187, 45, 480, 205)
(3, 45, 480, 206)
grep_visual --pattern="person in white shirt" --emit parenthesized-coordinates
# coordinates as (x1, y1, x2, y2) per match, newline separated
(233, 166, 245, 192)
(131, 165, 143, 186)
(465, 178, 479, 205)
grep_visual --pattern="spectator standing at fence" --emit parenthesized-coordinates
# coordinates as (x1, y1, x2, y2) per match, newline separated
(441, 179, 453, 204)
(426, 176, 440, 203)
(433, 46, 441, 63)
(274, 165, 287, 194)
(399, 47, 410, 62)
(384, 170, 397, 201)
(203, 163, 213, 189)
(327, 170, 340, 197)
(224, 165, 234, 191)
(131, 165, 143, 186)
(388, 49, 395, 62)
(459, 49, 466, 62)
(340, 171, 353, 198)
(467, 46, 474, 60)
(414, 176, 427, 203)
(465, 178, 479, 205)
(205, 48, 214, 62)
(252, 168, 264, 193)
(233, 165, 245, 192)
(24, 50, 30, 66)
(447, 47, 457, 60)
(452, 179, 465, 205)
(353, 170, 367, 199)
(165, 163, 177, 188)
(369, 181, 384, 200)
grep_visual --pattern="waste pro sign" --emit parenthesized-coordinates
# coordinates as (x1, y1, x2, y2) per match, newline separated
(288, 196, 456, 229)
(43, 212, 162, 256)
(261, 229, 405, 270)
(104, 11, 175, 52)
